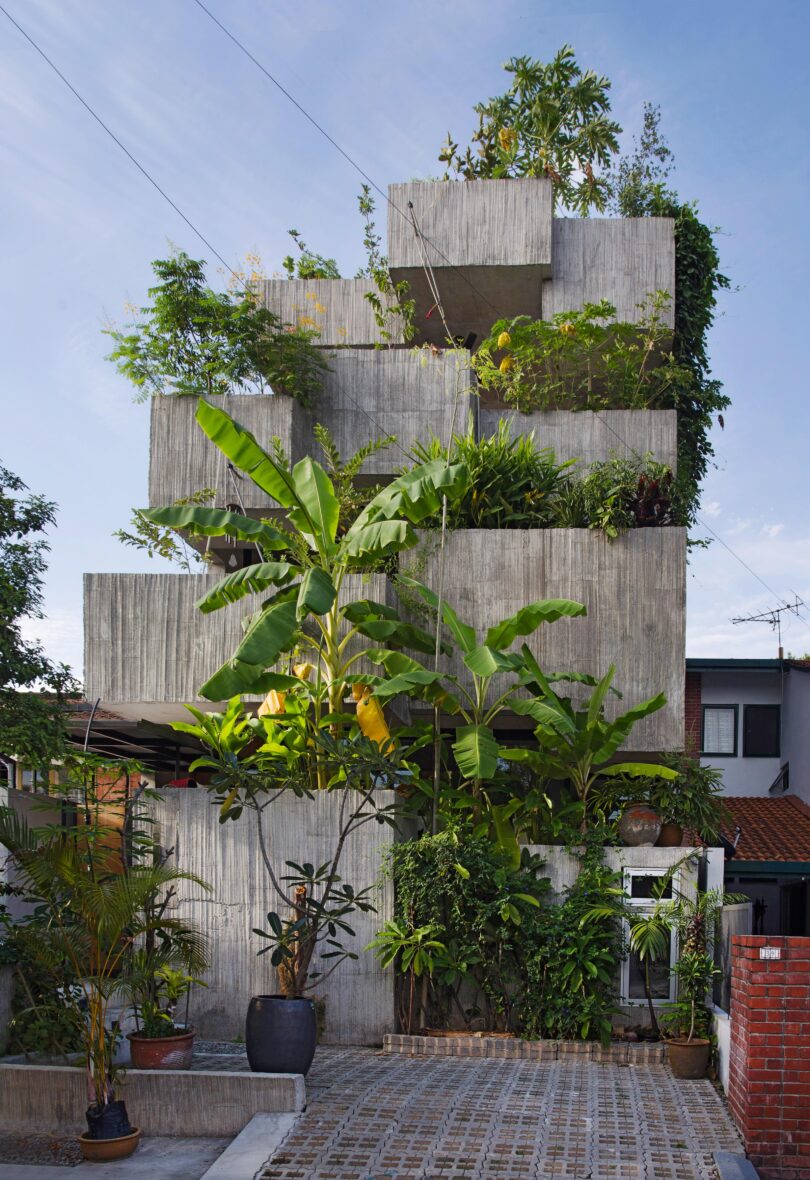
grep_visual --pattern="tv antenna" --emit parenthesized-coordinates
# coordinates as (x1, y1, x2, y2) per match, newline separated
(731, 596, 806, 659)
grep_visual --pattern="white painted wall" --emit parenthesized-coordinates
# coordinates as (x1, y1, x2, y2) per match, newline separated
(781, 668, 810, 805)
(700, 669, 783, 795)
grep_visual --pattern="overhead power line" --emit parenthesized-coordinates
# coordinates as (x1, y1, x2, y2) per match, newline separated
(0, 3, 241, 283)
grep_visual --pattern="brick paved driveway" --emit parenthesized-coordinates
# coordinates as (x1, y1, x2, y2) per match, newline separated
(257, 1046, 743, 1180)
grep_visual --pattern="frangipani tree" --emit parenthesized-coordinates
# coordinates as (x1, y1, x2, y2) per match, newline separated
(141, 400, 466, 730)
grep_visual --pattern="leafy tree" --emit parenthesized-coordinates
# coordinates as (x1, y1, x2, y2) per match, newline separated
(106, 252, 327, 406)
(0, 464, 78, 769)
(439, 47, 621, 214)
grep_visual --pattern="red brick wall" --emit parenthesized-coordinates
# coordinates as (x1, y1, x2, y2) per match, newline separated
(685, 670, 702, 754)
(728, 935, 810, 1179)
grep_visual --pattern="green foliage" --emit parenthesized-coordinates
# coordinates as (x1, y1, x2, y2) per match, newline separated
(0, 756, 208, 1103)
(282, 229, 341, 281)
(474, 293, 683, 413)
(114, 487, 217, 572)
(355, 186, 416, 346)
(411, 419, 573, 529)
(523, 837, 625, 1044)
(505, 657, 676, 827)
(375, 827, 550, 1033)
(552, 455, 674, 538)
(600, 752, 729, 843)
(176, 700, 409, 996)
(605, 102, 674, 219)
(439, 47, 621, 215)
(0, 463, 79, 769)
(106, 252, 327, 406)
(141, 400, 466, 717)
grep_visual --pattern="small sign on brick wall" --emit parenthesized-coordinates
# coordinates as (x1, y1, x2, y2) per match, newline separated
(759, 946, 781, 960)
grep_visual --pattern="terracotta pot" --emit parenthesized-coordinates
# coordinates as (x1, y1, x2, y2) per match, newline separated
(656, 822, 684, 847)
(667, 1037, 710, 1078)
(79, 1128, 140, 1161)
(617, 803, 661, 847)
(127, 1028, 195, 1070)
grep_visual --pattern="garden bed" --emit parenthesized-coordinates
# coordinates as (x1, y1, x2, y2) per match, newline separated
(382, 1032, 666, 1064)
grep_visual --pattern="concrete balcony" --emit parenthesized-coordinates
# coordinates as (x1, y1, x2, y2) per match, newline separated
(478, 409, 678, 471)
(83, 572, 392, 716)
(148, 352, 477, 510)
(260, 278, 404, 347)
(542, 218, 675, 327)
(408, 527, 686, 751)
(388, 178, 553, 349)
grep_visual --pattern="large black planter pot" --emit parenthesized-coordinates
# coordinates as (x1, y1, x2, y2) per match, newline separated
(245, 995, 317, 1075)
(85, 1099, 132, 1141)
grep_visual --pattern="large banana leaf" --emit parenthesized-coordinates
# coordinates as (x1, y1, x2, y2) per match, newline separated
(141, 506, 289, 551)
(452, 723, 500, 781)
(342, 600, 399, 623)
(195, 400, 303, 510)
(602, 761, 679, 781)
(289, 457, 340, 553)
(509, 695, 578, 734)
(591, 693, 668, 763)
(484, 599, 586, 651)
(295, 567, 337, 618)
(463, 645, 523, 678)
(200, 598, 299, 699)
(195, 562, 298, 613)
(397, 575, 476, 653)
(351, 459, 468, 528)
(339, 520, 417, 563)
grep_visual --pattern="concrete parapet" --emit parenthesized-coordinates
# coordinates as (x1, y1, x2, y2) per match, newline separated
(260, 278, 401, 347)
(479, 408, 678, 471)
(0, 1063, 305, 1136)
(542, 218, 675, 327)
(408, 527, 685, 750)
(148, 394, 311, 509)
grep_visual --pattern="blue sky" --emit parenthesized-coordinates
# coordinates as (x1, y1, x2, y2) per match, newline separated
(2, 0, 809, 678)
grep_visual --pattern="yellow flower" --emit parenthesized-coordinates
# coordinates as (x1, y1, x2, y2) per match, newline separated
(498, 127, 517, 153)
(499, 355, 514, 374)
(293, 662, 314, 681)
(559, 321, 576, 338)
(497, 331, 511, 349)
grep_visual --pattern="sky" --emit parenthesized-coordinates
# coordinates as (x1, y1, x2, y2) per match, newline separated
(2, 0, 810, 681)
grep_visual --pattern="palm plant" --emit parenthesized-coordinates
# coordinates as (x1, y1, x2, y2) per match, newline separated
(0, 768, 207, 1132)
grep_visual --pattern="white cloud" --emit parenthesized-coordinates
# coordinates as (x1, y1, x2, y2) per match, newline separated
(702, 500, 721, 518)
(19, 610, 84, 683)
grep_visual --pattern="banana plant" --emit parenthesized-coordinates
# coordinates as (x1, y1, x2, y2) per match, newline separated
(140, 400, 467, 726)
(350, 577, 588, 861)
(503, 652, 679, 831)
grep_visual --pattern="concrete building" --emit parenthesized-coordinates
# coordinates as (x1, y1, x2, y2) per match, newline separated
(84, 177, 685, 757)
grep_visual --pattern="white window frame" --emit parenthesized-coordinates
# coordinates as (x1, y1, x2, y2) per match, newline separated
(620, 866, 679, 1006)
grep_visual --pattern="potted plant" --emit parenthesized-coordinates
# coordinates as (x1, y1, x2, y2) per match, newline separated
(649, 755, 728, 847)
(663, 885, 743, 1078)
(0, 756, 208, 1158)
(127, 964, 206, 1070)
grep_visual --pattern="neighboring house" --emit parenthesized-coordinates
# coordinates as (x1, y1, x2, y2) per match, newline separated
(686, 657, 810, 935)
(721, 796, 810, 937)
(686, 657, 810, 803)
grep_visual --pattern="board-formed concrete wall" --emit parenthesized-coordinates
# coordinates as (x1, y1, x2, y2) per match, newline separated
(316, 348, 475, 473)
(260, 278, 401, 347)
(388, 179, 553, 272)
(410, 528, 686, 751)
(479, 409, 678, 471)
(148, 352, 476, 503)
(83, 571, 391, 705)
(542, 218, 675, 327)
(149, 788, 396, 1045)
(148, 394, 312, 509)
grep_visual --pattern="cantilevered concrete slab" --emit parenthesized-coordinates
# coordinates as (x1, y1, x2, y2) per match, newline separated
(479, 408, 678, 471)
(260, 278, 404, 347)
(388, 178, 552, 348)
